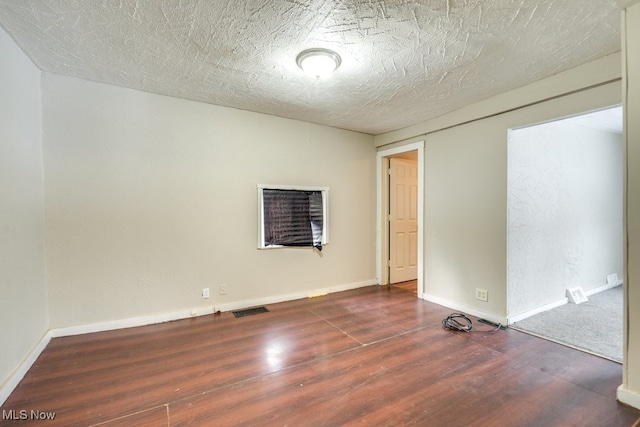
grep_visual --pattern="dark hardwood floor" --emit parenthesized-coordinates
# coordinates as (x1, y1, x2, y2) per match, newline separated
(2, 285, 639, 426)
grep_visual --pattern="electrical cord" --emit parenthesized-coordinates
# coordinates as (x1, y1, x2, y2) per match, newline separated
(441, 313, 505, 333)
(442, 313, 474, 332)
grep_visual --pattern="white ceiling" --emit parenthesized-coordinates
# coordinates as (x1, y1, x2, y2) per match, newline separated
(0, 1, 628, 135)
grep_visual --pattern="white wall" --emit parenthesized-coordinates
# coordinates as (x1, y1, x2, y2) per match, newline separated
(507, 120, 623, 316)
(377, 54, 622, 323)
(0, 28, 48, 389)
(42, 73, 377, 329)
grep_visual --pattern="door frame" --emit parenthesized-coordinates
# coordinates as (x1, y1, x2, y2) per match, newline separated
(376, 141, 424, 298)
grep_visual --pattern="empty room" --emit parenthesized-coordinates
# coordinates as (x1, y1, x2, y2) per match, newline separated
(2, 1, 640, 425)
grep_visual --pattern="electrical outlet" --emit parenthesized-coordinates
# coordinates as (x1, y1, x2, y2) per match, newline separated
(220, 284, 227, 295)
(202, 288, 210, 299)
(475, 288, 488, 302)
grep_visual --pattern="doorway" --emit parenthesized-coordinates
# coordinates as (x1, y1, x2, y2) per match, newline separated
(506, 106, 623, 360)
(376, 141, 424, 297)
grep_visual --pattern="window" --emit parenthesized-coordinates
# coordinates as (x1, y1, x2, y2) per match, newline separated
(258, 185, 329, 250)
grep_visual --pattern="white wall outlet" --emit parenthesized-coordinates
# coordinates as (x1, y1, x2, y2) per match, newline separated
(202, 287, 210, 299)
(567, 287, 588, 304)
(475, 288, 488, 302)
(220, 284, 227, 295)
(213, 305, 221, 314)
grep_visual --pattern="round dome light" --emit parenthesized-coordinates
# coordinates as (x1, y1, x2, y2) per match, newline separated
(296, 48, 341, 79)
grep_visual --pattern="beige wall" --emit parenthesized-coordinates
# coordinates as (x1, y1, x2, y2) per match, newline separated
(0, 28, 48, 389)
(42, 73, 377, 329)
(424, 114, 507, 317)
(377, 55, 622, 322)
(621, 0, 640, 409)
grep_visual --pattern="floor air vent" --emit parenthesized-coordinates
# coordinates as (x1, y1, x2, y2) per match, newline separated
(232, 306, 269, 318)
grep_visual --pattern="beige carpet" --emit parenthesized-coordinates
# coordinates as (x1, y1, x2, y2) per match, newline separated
(511, 286, 623, 362)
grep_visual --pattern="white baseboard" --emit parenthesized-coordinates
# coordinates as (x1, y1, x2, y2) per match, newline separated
(585, 280, 623, 297)
(422, 293, 507, 326)
(617, 385, 640, 410)
(217, 279, 377, 313)
(0, 279, 376, 405)
(507, 281, 624, 325)
(51, 280, 376, 338)
(50, 306, 219, 338)
(508, 297, 568, 324)
(0, 331, 52, 406)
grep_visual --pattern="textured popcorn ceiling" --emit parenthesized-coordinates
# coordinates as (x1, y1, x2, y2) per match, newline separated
(0, 0, 627, 135)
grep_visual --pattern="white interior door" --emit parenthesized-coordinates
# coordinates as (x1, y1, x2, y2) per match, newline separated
(389, 158, 418, 283)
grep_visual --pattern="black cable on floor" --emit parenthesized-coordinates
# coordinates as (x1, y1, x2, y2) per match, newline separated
(442, 313, 473, 332)
(441, 313, 505, 332)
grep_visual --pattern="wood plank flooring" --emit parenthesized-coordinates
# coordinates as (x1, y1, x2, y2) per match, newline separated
(2, 285, 639, 426)
(391, 279, 418, 294)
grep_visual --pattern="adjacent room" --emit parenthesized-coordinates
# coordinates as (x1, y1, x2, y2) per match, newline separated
(508, 106, 624, 362)
(2, 0, 640, 424)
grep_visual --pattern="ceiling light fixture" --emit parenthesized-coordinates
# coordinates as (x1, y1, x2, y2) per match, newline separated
(296, 48, 341, 79)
